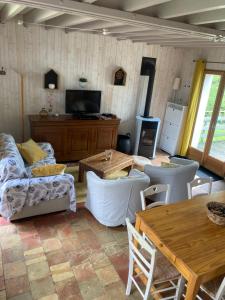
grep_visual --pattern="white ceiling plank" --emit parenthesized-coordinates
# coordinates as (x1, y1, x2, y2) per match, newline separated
(188, 9, 225, 25)
(159, 42, 225, 48)
(113, 29, 170, 38)
(215, 22, 225, 30)
(0, 3, 26, 22)
(122, 0, 171, 12)
(133, 37, 210, 43)
(24, 8, 62, 23)
(46, 14, 93, 27)
(156, 0, 225, 19)
(130, 34, 195, 41)
(1, 0, 224, 38)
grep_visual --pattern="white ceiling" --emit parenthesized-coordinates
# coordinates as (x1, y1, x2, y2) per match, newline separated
(1, 0, 225, 48)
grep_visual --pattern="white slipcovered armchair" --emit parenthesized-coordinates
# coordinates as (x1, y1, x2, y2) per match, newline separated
(144, 157, 199, 204)
(85, 169, 150, 226)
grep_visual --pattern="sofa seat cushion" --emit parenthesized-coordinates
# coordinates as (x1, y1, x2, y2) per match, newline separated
(17, 139, 47, 165)
(32, 164, 66, 177)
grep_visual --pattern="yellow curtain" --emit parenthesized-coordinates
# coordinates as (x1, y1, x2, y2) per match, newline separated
(180, 59, 206, 156)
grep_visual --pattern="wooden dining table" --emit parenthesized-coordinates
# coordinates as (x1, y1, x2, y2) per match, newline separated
(135, 191, 225, 300)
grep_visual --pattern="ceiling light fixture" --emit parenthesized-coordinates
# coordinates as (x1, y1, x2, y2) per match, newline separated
(17, 19, 24, 26)
(102, 28, 109, 35)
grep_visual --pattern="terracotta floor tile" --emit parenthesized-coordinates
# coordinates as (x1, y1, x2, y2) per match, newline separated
(22, 235, 42, 251)
(0, 290, 6, 300)
(104, 281, 127, 300)
(0, 277, 4, 291)
(2, 247, 24, 264)
(55, 278, 82, 300)
(0, 234, 22, 250)
(95, 265, 120, 286)
(95, 230, 115, 245)
(66, 246, 92, 267)
(109, 252, 129, 270)
(4, 261, 27, 280)
(43, 238, 62, 253)
(36, 227, 57, 240)
(62, 238, 82, 253)
(73, 261, 95, 283)
(56, 224, 77, 240)
(89, 251, 111, 270)
(46, 250, 67, 267)
(30, 276, 55, 300)
(8, 292, 32, 300)
(38, 294, 59, 300)
(50, 262, 74, 283)
(0, 263, 3, 277)
(5, 275, 29, 298)
(0, 225, 17, 236)
(27, 261, 50, 281)
(79, 277, 104, 300)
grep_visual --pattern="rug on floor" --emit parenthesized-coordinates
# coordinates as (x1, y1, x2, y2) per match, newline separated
(65, 166, 128, 204)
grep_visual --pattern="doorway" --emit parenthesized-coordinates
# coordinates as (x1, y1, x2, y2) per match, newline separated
(188, 70, 225, 177)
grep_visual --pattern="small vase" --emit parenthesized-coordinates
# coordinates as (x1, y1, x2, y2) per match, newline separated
(79, 81, 87, 89)
(39, 108, 48, 118)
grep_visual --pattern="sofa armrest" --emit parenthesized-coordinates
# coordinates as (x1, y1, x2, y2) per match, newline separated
(37, 142, 54, 157)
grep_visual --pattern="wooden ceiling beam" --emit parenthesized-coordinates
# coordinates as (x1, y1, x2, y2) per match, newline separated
(0, 3, 26, 23)
(0, 0, 224, 38)
(188, 8, 225, 25)
(23, 8, 62, 23)
(156, 0, 225, 19)
(67, 19, 121, 31)
(46, 14, 93, 27)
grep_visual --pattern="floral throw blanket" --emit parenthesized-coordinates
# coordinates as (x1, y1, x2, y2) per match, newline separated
(0, 134, 76, 219)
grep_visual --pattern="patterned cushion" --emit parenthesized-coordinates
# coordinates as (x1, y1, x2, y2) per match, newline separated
(0, 134, 27, 184)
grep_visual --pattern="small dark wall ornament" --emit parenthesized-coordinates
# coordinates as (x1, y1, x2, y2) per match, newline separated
(44, 69, 58, 89)
(113, 67, 127, 86)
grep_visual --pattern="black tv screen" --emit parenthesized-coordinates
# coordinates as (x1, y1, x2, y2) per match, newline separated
(66, 90, 101, 114)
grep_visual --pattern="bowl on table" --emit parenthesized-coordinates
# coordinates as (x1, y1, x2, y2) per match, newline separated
(207, 201, 225, 226)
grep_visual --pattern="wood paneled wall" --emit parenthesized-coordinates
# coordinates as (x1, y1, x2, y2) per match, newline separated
(0, 21, 191, 142)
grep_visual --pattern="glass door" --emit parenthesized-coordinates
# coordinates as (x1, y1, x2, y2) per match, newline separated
(189, 71, 225, 177)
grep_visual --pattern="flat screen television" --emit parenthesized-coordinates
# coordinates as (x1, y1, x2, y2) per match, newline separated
(65, 90, 101, 114)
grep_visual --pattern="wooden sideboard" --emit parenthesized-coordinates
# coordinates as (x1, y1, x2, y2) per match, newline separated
(29, 115, 120, 162)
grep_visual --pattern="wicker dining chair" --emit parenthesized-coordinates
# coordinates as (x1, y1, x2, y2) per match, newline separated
(140, 183, 170, 210)
(125, 218, 184, 300)
(187, 177, 212, 199)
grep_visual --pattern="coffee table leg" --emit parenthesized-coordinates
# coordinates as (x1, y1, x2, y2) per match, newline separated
(78, 165, 84, 182)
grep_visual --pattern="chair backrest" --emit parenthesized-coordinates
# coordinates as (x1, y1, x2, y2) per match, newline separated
(126, 218, 156, 297)
(140, 184, 170, 210)
(144, 160, 199, 203)
(187, 177, 212, 199)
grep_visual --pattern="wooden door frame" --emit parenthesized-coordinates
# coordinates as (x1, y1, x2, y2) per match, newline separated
(187, 70, 225, 177)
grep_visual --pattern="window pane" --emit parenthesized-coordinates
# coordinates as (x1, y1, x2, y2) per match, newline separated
(209, 92, 225, 162)
(191, 74, 221, 151)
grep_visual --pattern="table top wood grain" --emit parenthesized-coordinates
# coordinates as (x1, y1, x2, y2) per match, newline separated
(79, 150, 133, 175)
(135, 191, 225, 299)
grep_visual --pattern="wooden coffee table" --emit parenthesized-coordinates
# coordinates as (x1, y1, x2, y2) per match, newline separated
(78, 150, 134, 182)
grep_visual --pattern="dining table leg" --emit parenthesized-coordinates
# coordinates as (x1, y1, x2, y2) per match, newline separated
(185, 275, 201, 300)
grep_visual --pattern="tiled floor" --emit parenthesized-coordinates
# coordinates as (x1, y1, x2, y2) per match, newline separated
(0, 208, 142, 300)
(0, 150, 224, 300)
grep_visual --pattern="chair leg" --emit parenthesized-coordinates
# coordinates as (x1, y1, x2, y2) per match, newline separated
(126, 255, 134, 296)
(175, 276, 185, 300)
(143, 276, 153, 300)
